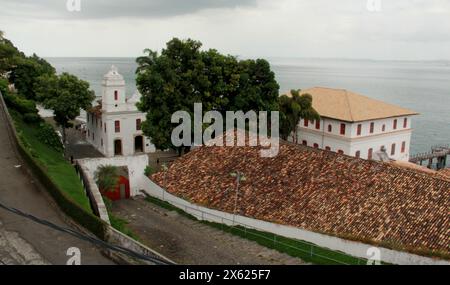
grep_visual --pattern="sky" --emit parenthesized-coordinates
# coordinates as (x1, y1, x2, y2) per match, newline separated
(0, 0, 449, 60)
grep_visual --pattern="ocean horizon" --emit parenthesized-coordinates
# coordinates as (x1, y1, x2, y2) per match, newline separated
(45, 57, 450, 159)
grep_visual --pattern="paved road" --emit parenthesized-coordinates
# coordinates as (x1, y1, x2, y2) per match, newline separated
(111, 197, 304, 265)
(0, 103, 114, 265)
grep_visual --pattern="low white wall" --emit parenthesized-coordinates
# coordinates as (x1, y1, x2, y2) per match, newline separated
(78, 155, 149, 196)
(140, 176, 449, 265)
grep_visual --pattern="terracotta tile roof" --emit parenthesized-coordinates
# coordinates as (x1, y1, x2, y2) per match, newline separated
(437, 169, 450, 182)
(286, 87, 419, 122)
(88, 103, 102, 117)
(152, 142, 449, 257)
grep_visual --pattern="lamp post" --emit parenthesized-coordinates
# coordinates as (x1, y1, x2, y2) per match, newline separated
(161, 163, 168, 201)
(230, 171, 246, 225)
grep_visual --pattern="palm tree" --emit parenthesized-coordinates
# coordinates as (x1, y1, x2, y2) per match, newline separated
(94, 165, 119, 193)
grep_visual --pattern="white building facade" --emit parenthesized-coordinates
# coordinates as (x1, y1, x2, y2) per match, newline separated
(291, 87, 418, 162)
(86, 66, 156, 157)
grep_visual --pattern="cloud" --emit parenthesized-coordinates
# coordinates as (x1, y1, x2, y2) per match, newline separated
(0, 0, 258, 19)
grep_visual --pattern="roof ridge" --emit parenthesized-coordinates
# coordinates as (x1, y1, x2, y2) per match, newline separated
(344, 89, 354, 121)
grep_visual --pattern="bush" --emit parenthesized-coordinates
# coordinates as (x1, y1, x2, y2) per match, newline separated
(144, 165, 154, 176)
(23, 113, 42, 123)
(36, 123, 63, 152)
(4, 92, 39, 114)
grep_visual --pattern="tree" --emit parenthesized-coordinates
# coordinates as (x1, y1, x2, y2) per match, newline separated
(9, 54, 55, 100)
(136, 38, 280, 152)
(0, 33, 24, 76)
(94, 165, 119, 193)
(279, 89, 320, 142)
(35, 73, 95, 144)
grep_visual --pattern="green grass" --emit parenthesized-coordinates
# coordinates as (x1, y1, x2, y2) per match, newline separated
(12, 114, 92, 212)
(103, 198, 141, 241)
(144, 195, 376, 265)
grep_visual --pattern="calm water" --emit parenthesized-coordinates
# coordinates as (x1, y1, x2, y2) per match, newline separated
(46, 57, 450, 156)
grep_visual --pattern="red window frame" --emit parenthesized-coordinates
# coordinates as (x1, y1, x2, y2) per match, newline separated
(393, 119, 398, 130)
(315, 120, 321, 130)
(355, 151, 361, 158)
(325, 146, 331, 151)
(401, 141, 406, 153)
(368, 148, 373, 160)
(114, 90, 118, 101)
(328, 125, 332, 132)
(304, 120, 308, 127)
(338, 150, 344, 155)
(403, 118, 408, 128)
(136, 119, 142, 131)
(391, 143, 396, 155)
(357, 124, 362, 136)
(382, 124, 386, 132)
(114, 120, 120, 133)
(313, 143, 319, 149)
(370, 122, 374, 134)
(302, 140, 307, 146)
(340, 123, 346, 135)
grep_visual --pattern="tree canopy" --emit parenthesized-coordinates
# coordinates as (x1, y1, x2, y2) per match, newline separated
(136, 38, 280, 151)
(35, 73, 95, 142)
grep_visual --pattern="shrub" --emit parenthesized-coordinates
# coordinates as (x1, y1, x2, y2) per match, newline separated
(144, 165, 154, 176)
(4, 92, 38, 114)
(94, 165, 119, 192)
(36, 123, 63, 152)
(23, 113, 42, 123)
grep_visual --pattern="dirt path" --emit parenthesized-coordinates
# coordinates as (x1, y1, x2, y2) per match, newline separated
(111, 197, 304, 265)
(0, 100, 114, 265)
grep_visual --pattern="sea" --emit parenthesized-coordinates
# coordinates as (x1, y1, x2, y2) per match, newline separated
(45, 57, 450, 157)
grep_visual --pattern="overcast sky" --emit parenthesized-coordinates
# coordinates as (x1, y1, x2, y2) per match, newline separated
(1, 0, 449, 60)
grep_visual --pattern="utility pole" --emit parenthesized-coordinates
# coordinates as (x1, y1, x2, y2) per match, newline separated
(230, 171, 246, 225)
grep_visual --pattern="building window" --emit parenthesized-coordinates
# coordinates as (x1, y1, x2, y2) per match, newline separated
(357, 124, 362, 136)
(87, 113, 89, 123)
(403, 118, 408, 128)
(313, 143, 319, 149)
(401, 141, 406, 153)
(355, 151, 361, 158)
(304, 120, 308, 127)
(338, 150, 344, 155)
(92, 132, 95, 141)
(368, 148, 373, 160)
(340, 123, 346, 135)
(325, 146, 331, 151)
(315, 120, 320, 130)
(328, 125, 332, 132)
(382, 124, 386, 132)
(370, 122, 374, 134)
(391, 143, 396, 155)
(302, 140, 307, 146)
(114, 90, 118, 101)
(393, 119, 398, 130)
(101, 138, 103, 146)
(136, 119, 142, 131)
(114, 120, 120, 133)
(104, 123, 106, 133)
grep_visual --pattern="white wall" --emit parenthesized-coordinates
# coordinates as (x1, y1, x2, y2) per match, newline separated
(297, 116, 413, 161)
(139, 176, 448, 265)
(78, 155, 149, 196)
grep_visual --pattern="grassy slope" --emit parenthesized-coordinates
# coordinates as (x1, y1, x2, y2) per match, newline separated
(12, 114, 92, 212)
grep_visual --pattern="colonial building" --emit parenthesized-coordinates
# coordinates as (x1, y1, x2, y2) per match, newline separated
(289, 87, 418, 161)
(86, 66, 156, 157)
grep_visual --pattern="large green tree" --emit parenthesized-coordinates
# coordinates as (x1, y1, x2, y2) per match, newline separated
(10, 54, 55, 100)
(35, 73, 95, 144)
(279, 89, 320, 141)
(136, 38, 280, 152)
(0, 31, 24, 76)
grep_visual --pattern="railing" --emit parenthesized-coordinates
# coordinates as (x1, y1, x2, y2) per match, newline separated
(144, 192, 370, 265)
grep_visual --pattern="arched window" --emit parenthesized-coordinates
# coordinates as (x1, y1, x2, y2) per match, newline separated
(114, 120, 120, 133)
(355, 151, 361, 158)
(391, 143, 396, 155)
(340, 123, 346, 135)
(325, 146, 331, 151)
(302, 140, 307, 146)
(313, 143, 319, 149)
(328, 125, 332, 132)
(338, 150, 344, 155)
(136, 119, 142, 131)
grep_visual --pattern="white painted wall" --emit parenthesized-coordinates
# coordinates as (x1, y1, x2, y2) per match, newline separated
(297, 116, 413, 161)
(78, 155, 149, 196)
(139, 176, 448, 265)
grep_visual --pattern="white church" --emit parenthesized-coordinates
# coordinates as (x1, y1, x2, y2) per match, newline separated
(86, 66, 156, 157)
(289, 87, 418, 162)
